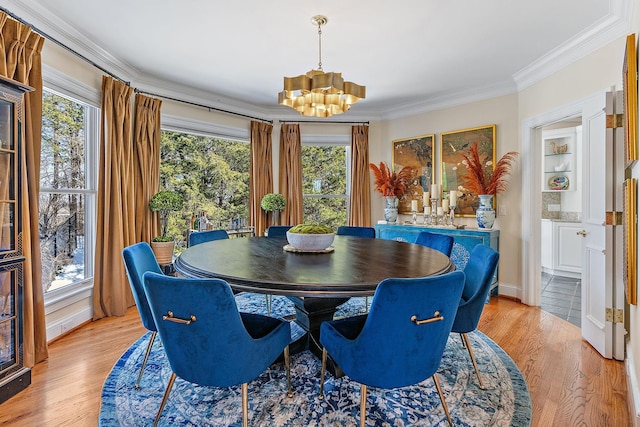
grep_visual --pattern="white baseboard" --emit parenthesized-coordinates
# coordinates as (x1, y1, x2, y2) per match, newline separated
(46, 305, 93, 342)
(626, 347, 640, 427)
(497, 281, 520, 301)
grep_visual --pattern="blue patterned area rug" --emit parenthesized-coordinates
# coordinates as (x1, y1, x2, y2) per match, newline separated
(99, 295, 531, 426)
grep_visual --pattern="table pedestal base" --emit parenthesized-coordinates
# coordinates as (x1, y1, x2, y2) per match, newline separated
(287, 296, 349, 377)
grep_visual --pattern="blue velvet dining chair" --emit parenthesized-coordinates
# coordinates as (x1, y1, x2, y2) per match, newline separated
(142, 272, 293, 427)
(188, 229, 229, 247)
(336, 226, 376, 238)
(451, 244, 499, 390)
(122, 242, 164, 389)
(265, 225, 292, 238)
(319, 270, 465, 427)
(415, 231, 454, 257)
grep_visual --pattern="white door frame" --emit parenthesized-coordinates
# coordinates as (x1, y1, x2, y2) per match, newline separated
(521, 92, 601, 306)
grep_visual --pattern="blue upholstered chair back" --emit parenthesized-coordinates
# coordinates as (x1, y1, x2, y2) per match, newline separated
(452, 245, 499, 334)
(321, 270, 464, 389)
(415, 231, 454, 257)
(336, 226, 376, 238)
(142, 272, 290, 387)
(266, 225, 292, 238)
(122, 242, 163, 332)
(188, 229, 229, 247)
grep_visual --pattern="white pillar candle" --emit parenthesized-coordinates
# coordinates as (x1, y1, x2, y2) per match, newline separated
(431, 184, 440, 198)
(411, 200, 418, 212)
(423, 192, 430, 206)
(437, 207, 443, 216)
(449, 190, 457, 206)
(424, 206, 431, 215)
(442, 199, 449, 211)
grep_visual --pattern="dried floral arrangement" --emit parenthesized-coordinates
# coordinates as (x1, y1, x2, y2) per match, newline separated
(460, 143, 518, 195)
(369, 162, 413, 197)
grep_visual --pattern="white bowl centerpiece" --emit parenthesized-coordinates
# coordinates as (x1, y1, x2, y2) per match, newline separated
(286, 224, 335, 251)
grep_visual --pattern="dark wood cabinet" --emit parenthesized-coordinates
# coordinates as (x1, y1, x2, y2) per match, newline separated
(0, 76, 33, 403)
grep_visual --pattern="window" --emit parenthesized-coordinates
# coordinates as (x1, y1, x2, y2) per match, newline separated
(160, 130, 250, 246)
(39, 90, 97, 294)
(302, 144, 350, 230)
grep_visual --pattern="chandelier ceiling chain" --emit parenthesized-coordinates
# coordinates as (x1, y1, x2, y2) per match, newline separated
(277, 15, 366, 118)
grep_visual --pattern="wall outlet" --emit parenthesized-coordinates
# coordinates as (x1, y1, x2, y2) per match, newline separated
(498, 205, 507, 216)
(548, 204, 561, 212)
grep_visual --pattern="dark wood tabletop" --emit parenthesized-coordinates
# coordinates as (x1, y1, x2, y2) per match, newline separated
(174, 235, 454, 297)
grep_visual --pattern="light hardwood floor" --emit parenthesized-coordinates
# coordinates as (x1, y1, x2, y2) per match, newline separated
(0, 297, 631, 426)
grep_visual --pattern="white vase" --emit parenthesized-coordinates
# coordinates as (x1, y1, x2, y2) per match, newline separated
(476, 195, 496, 229)
(384, 196, 399, 223)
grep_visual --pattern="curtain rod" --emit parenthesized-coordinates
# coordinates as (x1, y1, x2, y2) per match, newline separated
(1, 7, 273, 124)
(279, 120, 369, 125)
(134, 89, 273, 124)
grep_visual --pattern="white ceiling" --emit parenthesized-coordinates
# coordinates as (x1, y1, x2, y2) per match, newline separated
(1, 0, 632, 120)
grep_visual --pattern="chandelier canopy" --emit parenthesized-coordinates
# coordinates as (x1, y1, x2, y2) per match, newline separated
(278, 15, 366, 118)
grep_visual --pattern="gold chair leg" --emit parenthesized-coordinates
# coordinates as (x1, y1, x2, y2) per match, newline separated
(461, 332, 485, 390)
(136, 331, 157, 389)
(284, 345, 293, 398)
(265, 294, 272, 316)
(242, 383, 249, 427)
(433, 374, 453, 427)
(319, 348, 327, 399)
(153, 372, 177, 427)
(359, 384, 367, 427)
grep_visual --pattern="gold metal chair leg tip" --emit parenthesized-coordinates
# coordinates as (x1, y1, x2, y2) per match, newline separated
(287, 392, 293, 398)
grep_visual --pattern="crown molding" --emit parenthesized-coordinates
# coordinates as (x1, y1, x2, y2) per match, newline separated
(513, 0, 632, 91)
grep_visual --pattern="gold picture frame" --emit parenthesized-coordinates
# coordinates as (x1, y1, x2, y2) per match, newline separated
(440, 124, 496, 217)
(624, 33, 638, 167)
(624, 178, 637, 305)
(392, 134, 434, 214)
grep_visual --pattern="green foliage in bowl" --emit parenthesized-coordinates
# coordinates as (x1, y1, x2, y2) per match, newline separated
(289, 224, 334, 234)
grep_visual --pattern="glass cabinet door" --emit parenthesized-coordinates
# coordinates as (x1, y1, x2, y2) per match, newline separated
(0, 99, 16, 255)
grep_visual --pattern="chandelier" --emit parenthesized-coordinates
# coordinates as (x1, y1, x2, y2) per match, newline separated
(278, 15, 366, 118)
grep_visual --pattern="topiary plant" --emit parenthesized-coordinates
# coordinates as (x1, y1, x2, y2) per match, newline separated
(149, 190, 184, 242)
(260, 193, 286, 212)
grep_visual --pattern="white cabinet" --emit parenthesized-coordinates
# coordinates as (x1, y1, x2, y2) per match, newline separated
(540, 220, 582, 278)
(542, 127, 577, 193)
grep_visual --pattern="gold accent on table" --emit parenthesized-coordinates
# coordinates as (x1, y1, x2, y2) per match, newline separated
(410, 311, 444, 325)
(162, 311, 196, 324)
(278, 15, 365, 117)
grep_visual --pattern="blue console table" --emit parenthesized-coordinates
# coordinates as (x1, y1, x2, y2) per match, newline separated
(375, 224, 500, 295)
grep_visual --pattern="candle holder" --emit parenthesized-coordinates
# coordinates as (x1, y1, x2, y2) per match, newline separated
(430, 197, 439, 225)
(423, 206, 431, 225)
(449, 203, 456, 226)
(412, 208, 418, 224)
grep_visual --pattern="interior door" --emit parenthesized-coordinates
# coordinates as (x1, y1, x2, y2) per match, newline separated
(580, 91, 624, 359)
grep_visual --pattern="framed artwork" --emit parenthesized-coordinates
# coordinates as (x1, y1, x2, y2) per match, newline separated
(624, 178, 637, 305)
(392, 134, 434, 214)
(624, 33, 638, 168)
(440, 124, 496, 217)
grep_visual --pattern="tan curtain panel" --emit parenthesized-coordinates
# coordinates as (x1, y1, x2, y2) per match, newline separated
(349, 125, 371, 226)
(279, 124, 303, 226)
(0, 12, 48, 366)
(133, 93, 162, 243)
(250, 121, 273, 236)
(93, 76, 135, 319)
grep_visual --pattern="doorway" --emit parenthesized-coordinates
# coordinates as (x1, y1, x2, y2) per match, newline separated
(539, 120, 583, 327)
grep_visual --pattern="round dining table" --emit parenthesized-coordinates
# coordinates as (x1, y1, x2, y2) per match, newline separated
(174, 234, 453, 297)
(174, 234, 454, 366)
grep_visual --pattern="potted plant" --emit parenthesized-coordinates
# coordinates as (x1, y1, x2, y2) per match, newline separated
(261, 193, 286, 225)
(459, 143, 518, 229)
(369, 162, 413, 223)
(286, 223, 335, 251)
(149, 190, 184, 264)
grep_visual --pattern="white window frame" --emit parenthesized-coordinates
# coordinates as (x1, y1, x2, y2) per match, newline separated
(42, 66, 99, 309)
(301, 134, 352, 217)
